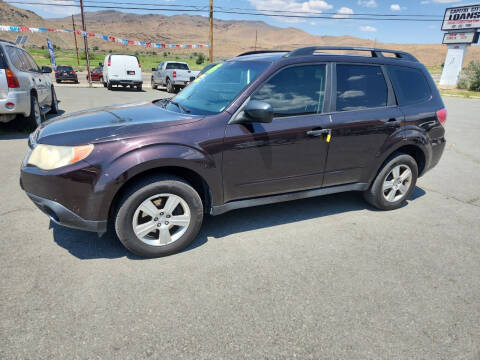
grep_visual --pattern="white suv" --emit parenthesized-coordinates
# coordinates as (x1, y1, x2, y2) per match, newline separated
(0, 40, 58, 130)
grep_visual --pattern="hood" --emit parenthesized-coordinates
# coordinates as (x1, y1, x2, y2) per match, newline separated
(35, 101, 201, 146)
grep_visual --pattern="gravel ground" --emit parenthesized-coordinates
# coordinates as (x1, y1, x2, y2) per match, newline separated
(0, 88, 479, 359)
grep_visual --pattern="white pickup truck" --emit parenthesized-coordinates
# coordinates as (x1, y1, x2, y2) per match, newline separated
(151, 61, 199, 93)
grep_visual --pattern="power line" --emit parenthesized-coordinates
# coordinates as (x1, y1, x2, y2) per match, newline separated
(6, 1, 444, 21)
(32, 0, 444, 18)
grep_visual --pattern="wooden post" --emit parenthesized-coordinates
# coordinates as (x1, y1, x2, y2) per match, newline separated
(72, 15, 80, 66)
(209, 0, 213, 63)
(80, 0, 92, 87)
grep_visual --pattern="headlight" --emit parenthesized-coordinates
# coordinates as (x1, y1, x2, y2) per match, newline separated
(27, 144, 94, 170)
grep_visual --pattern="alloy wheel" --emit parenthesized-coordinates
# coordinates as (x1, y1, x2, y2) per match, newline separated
(382, 164, 413, 202)
(132, 193, 191, 246)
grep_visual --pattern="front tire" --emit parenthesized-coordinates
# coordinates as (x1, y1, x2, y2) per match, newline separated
(107, 81, 112, 90)
(363, 153, 418, 210)
(114, 176, 204, 258)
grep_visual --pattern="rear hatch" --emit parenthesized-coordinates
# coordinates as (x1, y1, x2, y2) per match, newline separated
(120, 55, 141, 80)
(0, 47, 8, 100)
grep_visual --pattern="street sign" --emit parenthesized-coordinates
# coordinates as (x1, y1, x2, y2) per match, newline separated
(442, 31, 479, 44)
(442, 5, 480, 31)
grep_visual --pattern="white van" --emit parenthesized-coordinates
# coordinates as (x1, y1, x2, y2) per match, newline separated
(102, 54, 142, 91)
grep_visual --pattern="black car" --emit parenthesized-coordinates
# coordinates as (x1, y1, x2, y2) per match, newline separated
(55, 65, 78, 83)
(20, 46, 446, 258)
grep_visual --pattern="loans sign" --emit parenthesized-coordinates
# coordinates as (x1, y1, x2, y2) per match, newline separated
(442, 5, 480, 31)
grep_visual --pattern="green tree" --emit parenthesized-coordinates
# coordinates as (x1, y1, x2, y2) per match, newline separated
(195, 53, 205, 65)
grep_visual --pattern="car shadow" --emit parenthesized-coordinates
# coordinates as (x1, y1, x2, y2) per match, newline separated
(110, 86, 145, 92)
(51, 187, 426, 260)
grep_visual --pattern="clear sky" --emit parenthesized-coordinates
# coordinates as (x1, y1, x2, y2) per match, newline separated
(6, 0, 476, 44)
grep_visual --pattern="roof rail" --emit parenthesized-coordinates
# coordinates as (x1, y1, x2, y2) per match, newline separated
(236, 50, 289, 57)
(284, 46, 418, 62)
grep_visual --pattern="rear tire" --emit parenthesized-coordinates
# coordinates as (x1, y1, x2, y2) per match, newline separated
(107, 81, 112, 90)
(56, 80, 60, 84)
(19, 94, 41, 132)
(166, 78, 174, 93)
(137, 84, 142, 91)
(363, 153, 418, 210)
(49, 86, 58, 114)
(151, 78, 157, 89)
(114, 176, 204, 258)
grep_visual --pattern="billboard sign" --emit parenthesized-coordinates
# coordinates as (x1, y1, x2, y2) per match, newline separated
(442, 31, 479, 44)
(442, 5, 480, 31)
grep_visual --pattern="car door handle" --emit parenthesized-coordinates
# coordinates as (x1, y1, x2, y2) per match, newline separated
(306, 129, 329, 137)
(386, 118, 401, 126)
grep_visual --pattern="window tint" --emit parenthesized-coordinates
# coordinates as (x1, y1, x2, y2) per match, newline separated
(166, 63, 189, 70)
(6, 46, 27, 71)
(22, 51, 40, 72)
(336, 64, 388, 111)
(0, 47, 7, 69)
(57, 66, 73, 71)
(387, 65, 431, 106)
(251, 64, 326, 117)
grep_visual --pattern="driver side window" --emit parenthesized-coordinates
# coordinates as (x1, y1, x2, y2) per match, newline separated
(251, 64, 326, 118)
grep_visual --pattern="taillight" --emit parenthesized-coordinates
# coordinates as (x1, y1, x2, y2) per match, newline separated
(107, 57, 111, 66)
(54, 70, 59, 74)
(5, 69, 19, 88)
(70, 70, 75, 74)
(436, 108, 447, 126)
(138, 60, 141, 68)
(173, 71, 177, 78)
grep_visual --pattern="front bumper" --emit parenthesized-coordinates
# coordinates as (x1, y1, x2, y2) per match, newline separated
(0, 89, 30, 121)
(26, 192, 107, 233)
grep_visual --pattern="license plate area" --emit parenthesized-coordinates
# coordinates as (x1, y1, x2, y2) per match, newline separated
(127, 71, 135, 75)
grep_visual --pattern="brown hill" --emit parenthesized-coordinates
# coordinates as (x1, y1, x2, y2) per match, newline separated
(1, 1, 479, 66)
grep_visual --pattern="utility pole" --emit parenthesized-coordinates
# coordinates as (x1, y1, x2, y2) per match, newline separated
(72, 15, 80, 66)
(80, 0, 92, 87)
(254, 29, 257, 51)
(209, 0, 213, 63)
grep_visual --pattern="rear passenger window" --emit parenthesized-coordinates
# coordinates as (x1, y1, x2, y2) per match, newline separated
(336, 64, 388, 111)
(251, 64, 326, 117)
(6, 46, 26, 71)
(387, 66, 431, 106)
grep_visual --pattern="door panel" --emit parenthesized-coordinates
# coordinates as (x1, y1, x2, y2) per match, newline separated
(325, 107, 404, 186)
(223, 115, 331, 202)
(323, 63, 403, 187)
(222, 63, 331, 202)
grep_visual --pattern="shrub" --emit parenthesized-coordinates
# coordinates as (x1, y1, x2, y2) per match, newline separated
(457, 61, 480, 91)
(195, 53, 205, 65)
(163, 51, 168, 57)
(93, 46, 99, 51)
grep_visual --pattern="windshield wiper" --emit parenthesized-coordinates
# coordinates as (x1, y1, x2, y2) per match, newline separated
(170, 100, 190, 114)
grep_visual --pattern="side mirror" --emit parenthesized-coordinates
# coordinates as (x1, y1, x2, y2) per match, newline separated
(151, 67, 156, 71)
(231, 100, 273, 124)
(99, 62, 103, 67)
(41, 66, 52, 73)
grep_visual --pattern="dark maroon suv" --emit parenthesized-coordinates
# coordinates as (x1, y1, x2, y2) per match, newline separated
(20, 47, 447, 257)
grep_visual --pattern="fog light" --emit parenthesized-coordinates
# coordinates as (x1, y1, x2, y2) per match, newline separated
(5, 102, 15, 109)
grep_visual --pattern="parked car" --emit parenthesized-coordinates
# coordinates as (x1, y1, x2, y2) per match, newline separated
(55, 65, 78, 84)
(151, 61, 199, 93)
(0, 39, 58, 130)
(20, 46, 446, 258)
(102, 54, 142, 91)
(86, 67, 103, 82)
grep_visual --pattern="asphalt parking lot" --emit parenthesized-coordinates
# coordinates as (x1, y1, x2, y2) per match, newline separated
(1, 87, 479, 359)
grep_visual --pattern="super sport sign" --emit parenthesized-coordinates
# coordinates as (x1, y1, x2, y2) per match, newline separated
(442, 5, 480, 31)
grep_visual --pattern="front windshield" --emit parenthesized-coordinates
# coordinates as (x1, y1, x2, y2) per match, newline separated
(165, 61, 271, 115)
